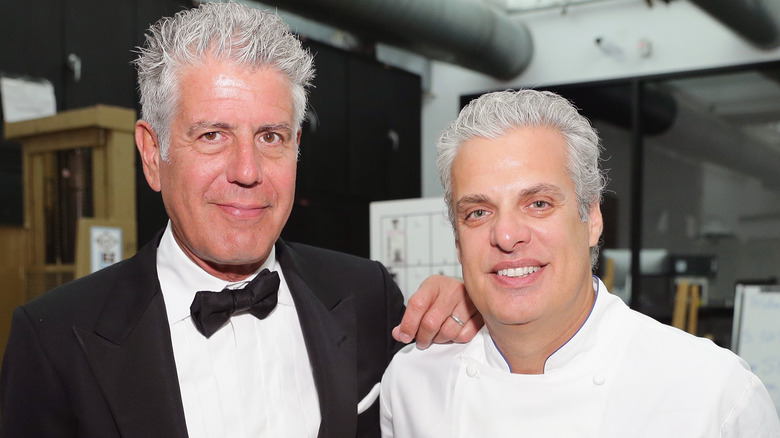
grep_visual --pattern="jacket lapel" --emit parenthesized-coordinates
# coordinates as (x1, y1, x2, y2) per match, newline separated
(277, 241, 358, 438)
(75, 237, 188, 438)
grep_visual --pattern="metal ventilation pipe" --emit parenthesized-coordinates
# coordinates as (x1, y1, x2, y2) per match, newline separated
(261, 0, 534, 80)
(689, 0, 780, 49)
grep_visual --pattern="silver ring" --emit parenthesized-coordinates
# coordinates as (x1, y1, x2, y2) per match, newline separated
(450, 314, 466, 327)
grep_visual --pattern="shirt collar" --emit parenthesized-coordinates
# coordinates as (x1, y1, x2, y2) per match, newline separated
(156, 221, 286, 325)
(542, 276, 602, 372)
(482, 276, 605, 373)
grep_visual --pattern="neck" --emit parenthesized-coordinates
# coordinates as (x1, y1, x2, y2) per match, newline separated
(201, 260, 264, 282)
(489, 285, 596, 374)
(169, 226, 269, 282)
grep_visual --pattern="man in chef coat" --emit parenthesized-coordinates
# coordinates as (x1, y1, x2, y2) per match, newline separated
(379, 89, 780, 437)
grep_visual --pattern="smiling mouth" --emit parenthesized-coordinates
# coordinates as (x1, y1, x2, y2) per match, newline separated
(497, 266, 541, 278)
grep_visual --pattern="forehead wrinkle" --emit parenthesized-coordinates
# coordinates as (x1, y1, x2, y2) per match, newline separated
(519, 183, 567, 200)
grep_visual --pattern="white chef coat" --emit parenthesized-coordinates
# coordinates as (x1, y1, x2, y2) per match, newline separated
(380, 278, 780, 438)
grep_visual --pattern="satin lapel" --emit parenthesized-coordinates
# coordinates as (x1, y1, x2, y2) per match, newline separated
(277, 241, 358, 438)
(74, 236, 188, 438)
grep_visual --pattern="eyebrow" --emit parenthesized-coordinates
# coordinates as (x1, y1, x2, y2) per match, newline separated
(257, 123, 294, 134)
(455, 194, 490, 211)
(454, 183, 567, 213)
(187, 121, 232, 137)
(454, 194, 490, 218)
(186, 122, 294, 136)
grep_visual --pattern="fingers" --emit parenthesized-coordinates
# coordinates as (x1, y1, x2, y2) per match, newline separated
(452, 312, 483, 344)
(429, 298, 479, 346)
(393, 276, 440, 344)
(393, 275, 483, 350)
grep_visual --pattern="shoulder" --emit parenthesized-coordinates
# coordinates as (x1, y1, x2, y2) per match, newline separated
(276, 240, 405, 335)
(625, 311, 780, 431)
(278, 240, 394, 290)
(597, 289, 745, 370)
(383, 336, 477, 388)
(619, 306, 758, 400)
(631, 309, 745, 367)
(277, 241, 378, 268)
(18, 241, 158, 326)
(21, 258, 129, 323)
(381, 335, 480, 435)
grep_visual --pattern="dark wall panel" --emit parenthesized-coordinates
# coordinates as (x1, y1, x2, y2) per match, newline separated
(62, 0, 136, 109)
(0, 0, 64, 105)
(297, 40, 350, 198)
(283, 41, 421, 258)
(0, 0, 188, 243)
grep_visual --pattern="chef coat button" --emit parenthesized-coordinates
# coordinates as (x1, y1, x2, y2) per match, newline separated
(593, 374, 606, 385)
(466, 363, 479, 378)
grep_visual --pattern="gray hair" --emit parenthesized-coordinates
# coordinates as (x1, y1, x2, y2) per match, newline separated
(436, 89, 607, 266)
(133, 1, 315, 161)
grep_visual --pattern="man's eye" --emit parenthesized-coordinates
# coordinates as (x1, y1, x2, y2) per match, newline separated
(467, 209, 487, 219)
(202, 132, 221, 141)
(531, 200, 549, 209)
(260, 132, 282, 143)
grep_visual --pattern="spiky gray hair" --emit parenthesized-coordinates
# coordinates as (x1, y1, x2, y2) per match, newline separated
(134, 1, 314, 160)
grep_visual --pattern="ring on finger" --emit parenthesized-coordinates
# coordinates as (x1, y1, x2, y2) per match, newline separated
(450, 313, 466, 327)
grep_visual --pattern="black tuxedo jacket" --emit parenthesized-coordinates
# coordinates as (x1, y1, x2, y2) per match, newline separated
(0, 235, 405, 437)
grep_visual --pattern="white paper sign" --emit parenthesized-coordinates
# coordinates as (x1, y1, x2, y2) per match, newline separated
(733, 285, 780, 416)
(0, 76, 57, 123)
(90, 226, 123, 273)
(370, 197, 460, 302)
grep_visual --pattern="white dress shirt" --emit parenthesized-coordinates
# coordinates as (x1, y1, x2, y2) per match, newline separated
(380, 278, 780, 438)
(157, 222, 320, 438)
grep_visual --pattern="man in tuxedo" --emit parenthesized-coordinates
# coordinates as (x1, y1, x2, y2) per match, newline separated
(0, 3, 477, 437)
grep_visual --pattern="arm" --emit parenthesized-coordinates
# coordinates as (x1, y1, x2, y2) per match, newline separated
(720, 374, 780, 438)
(392, 275, 483, 349)
(1, 307, 76, 437)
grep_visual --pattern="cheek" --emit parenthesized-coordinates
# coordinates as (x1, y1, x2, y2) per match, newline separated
(455, 231, 484, 277)
(271, 160, 297, 196)
(156, 162, 179, 198)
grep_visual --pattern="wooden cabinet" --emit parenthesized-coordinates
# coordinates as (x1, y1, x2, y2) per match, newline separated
(4, 105, 137, 300)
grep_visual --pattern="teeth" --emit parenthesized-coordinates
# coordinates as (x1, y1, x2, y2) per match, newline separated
(497, 266, 540, 277)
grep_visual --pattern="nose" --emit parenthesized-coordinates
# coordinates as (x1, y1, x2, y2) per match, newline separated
(226, 139, 262, 186)
(490, 211, 531, 252)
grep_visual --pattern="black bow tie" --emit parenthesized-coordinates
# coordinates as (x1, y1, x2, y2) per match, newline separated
(190, 268, 280, 338)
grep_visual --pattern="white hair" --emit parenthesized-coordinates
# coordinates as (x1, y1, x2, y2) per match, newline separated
(133, 1, 315, 160)
(436, 89, 607, 266)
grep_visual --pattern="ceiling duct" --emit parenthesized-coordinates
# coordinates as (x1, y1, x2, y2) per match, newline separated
(653, 89, 780, 191)
(552, 84, 678, 136)
(689, 0, 780, 49)
(260, 0, 534, 80)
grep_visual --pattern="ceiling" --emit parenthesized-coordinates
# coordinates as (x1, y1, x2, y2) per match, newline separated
(665, 71, 780, 154)
(483, 0, 780, 169)
(261, 0, 780, 176)
(485, 0, 638, 14)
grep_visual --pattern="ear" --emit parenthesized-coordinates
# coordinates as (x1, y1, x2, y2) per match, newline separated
(455, 234, 462, 265)
(294, 129, 303, 159)
(588, 202, 604, 248)
(135, 120, 162, 192)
